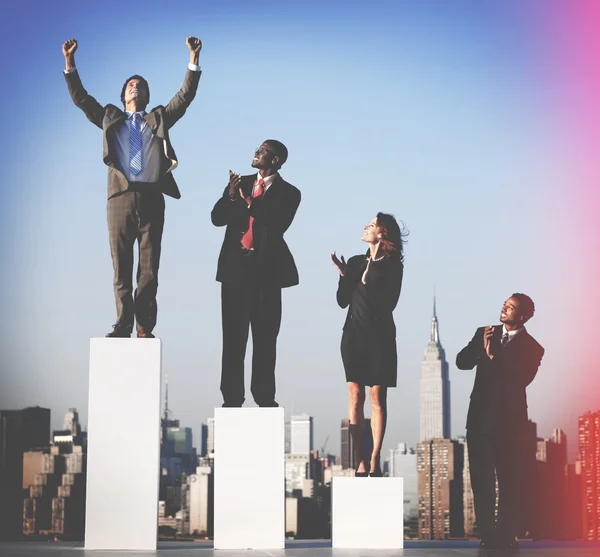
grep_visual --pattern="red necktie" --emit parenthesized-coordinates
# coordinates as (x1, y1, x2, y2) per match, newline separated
(241, 178, 265, 250)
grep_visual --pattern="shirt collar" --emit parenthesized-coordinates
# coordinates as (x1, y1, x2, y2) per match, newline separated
(502, 324, 524, 338)
(257, 172, 278, 188)
(125, 110, 146, 119)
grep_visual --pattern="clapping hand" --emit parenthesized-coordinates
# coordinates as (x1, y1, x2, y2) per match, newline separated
(483, 325, 495, 360)
(331, 252, 347, 276)
(228, 170, 242, 199)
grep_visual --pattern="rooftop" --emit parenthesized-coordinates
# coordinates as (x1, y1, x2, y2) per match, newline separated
(1, 540, 600, 557)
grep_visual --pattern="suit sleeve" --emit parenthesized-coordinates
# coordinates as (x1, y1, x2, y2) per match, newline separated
(64, 70, 106, 129)
(211, 184, 250, 227)
(164, 69, 201, 129)
(519, 343, 544, 387)
(247, 186, 301, 235)
(363, 260, 403, 314)
(456, 328, 486, 370)
(336, 256, 363, 309)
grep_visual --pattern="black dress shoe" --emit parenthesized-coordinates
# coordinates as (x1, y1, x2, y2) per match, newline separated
(258, 401, 279, 407)
(479, 538, 495, 549)
(106, 325, 131, 338)
(495, 539, 519, 550)
(222, 402, 243, 408)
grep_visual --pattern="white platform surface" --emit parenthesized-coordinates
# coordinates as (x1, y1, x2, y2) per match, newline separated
(85, 338, 162, 550)
(213, 408, 285, 550)
(332, 477, 404, 549)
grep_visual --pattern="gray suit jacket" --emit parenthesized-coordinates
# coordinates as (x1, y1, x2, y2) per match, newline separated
(65, 68, 201, 200)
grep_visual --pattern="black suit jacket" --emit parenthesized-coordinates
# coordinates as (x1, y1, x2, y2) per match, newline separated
(456, 326, 544, 435)
(211, 174, 301, 288)
(65, 68, 201, 200)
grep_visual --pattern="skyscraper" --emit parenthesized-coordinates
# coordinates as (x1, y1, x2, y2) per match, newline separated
(419, 297, 450, 441)
(579, 410, 600, 540)
(340, 418, 373, 472)
(207, 418, 215, 457)
(291, 414, 313, 455)
(417, 438, 464, 540)
(0, 407, 50, 540)
(389, 442, 418, 537)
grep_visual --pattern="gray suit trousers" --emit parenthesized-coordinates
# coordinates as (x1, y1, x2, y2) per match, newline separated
(107, 189, 165, 332)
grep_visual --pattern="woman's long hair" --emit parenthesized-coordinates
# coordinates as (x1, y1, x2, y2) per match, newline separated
(375, 212, 408, 262)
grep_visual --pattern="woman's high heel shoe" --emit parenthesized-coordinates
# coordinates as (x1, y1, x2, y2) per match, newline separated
(369, 456, 382, 477)
(355, 470, 369, 477)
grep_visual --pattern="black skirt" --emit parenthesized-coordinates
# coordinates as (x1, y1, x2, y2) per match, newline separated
(341, 326, 397, 387)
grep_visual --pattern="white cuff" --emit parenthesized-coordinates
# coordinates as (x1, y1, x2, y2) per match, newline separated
(64, 67, 77, 74)
(188, 63, 201, 72)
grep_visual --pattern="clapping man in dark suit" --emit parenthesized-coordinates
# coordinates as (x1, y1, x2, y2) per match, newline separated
(456, 293, 544, 550)
(211, 141, 301, 407)
(62, 36, 202, 338)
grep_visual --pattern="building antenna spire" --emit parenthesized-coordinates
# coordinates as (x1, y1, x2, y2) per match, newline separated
(164, 374, 170, 421)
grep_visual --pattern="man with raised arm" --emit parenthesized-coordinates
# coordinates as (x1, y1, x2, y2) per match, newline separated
(62, 37, 202, 338)
(456, 293, 544, 550)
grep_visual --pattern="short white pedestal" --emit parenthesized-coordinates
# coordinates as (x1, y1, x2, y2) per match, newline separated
(213, 408, 284, 550)
(84, 338, 162, 550)
(332, 477, 404, 549)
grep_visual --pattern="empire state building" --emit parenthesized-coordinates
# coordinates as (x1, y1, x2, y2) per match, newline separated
(419, 298, 450, 441)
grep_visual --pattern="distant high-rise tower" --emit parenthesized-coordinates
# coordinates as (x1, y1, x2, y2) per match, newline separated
(417, 438, 464, 540)
(419, 297, 450, 441)
(62, 408, 81, 437)
(340, 418, 373, 471)
(579, 411, 600, 540)
(291, 415, 313, 455)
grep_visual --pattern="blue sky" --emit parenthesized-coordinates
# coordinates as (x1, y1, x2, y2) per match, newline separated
(0, 0, 592, 460)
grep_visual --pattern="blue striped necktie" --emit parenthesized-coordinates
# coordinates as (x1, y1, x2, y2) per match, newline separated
(129, 113, 143, 175)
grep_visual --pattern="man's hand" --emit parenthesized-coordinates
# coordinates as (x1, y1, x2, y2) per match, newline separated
(62, 39, 77, 71)
(186, 36, 202, 65)
(483, 325, 495, 360)
(331, 252, 347, 276)
(228, 170, 242, 199)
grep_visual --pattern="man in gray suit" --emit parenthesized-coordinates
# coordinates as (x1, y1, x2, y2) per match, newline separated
(62, 37, 202, 337)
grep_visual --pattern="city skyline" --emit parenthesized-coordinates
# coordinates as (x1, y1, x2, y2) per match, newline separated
(1, 0, 598, 464)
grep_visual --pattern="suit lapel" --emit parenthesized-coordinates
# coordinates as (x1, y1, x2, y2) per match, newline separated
(502, 328, 529, 355)
(105, 110, 126, 132)
(262, 174, 281, 200)
(491, 325, 503, 352)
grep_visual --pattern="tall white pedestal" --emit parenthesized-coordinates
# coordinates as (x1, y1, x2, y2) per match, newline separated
(332, 477, 404, 549)
(84, 338, 162, 550)
(213, 408, 284, 550)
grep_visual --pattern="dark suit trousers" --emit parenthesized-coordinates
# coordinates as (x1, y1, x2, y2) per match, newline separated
(467, 428, 526, 541)
(107, 190, 165, 332)
(220, 258, 282, 406)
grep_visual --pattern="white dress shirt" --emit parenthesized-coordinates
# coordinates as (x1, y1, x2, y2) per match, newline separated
(501, 324, 523, 346)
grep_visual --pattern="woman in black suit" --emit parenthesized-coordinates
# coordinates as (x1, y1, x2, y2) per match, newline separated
(331, 213, 405, 477)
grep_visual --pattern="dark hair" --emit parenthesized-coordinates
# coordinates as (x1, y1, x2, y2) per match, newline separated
(264, 139, 288, 166)
(511, 292, 535, 322)
(376, 212, 408, 262)
(120, 75, 150, 109)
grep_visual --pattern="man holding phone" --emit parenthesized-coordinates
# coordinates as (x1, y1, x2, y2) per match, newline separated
(456, 293, 544, 550)
(211, 140, 301, 407)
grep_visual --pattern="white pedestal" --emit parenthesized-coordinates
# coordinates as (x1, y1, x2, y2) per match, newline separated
(84, 338, 162, 550)
(213, 408, 284, 550)
(332, 477, 404, 549)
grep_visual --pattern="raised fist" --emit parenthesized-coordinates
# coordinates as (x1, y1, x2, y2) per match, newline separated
(62, 39, 78, 57)
(186, 37, 202, 53)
